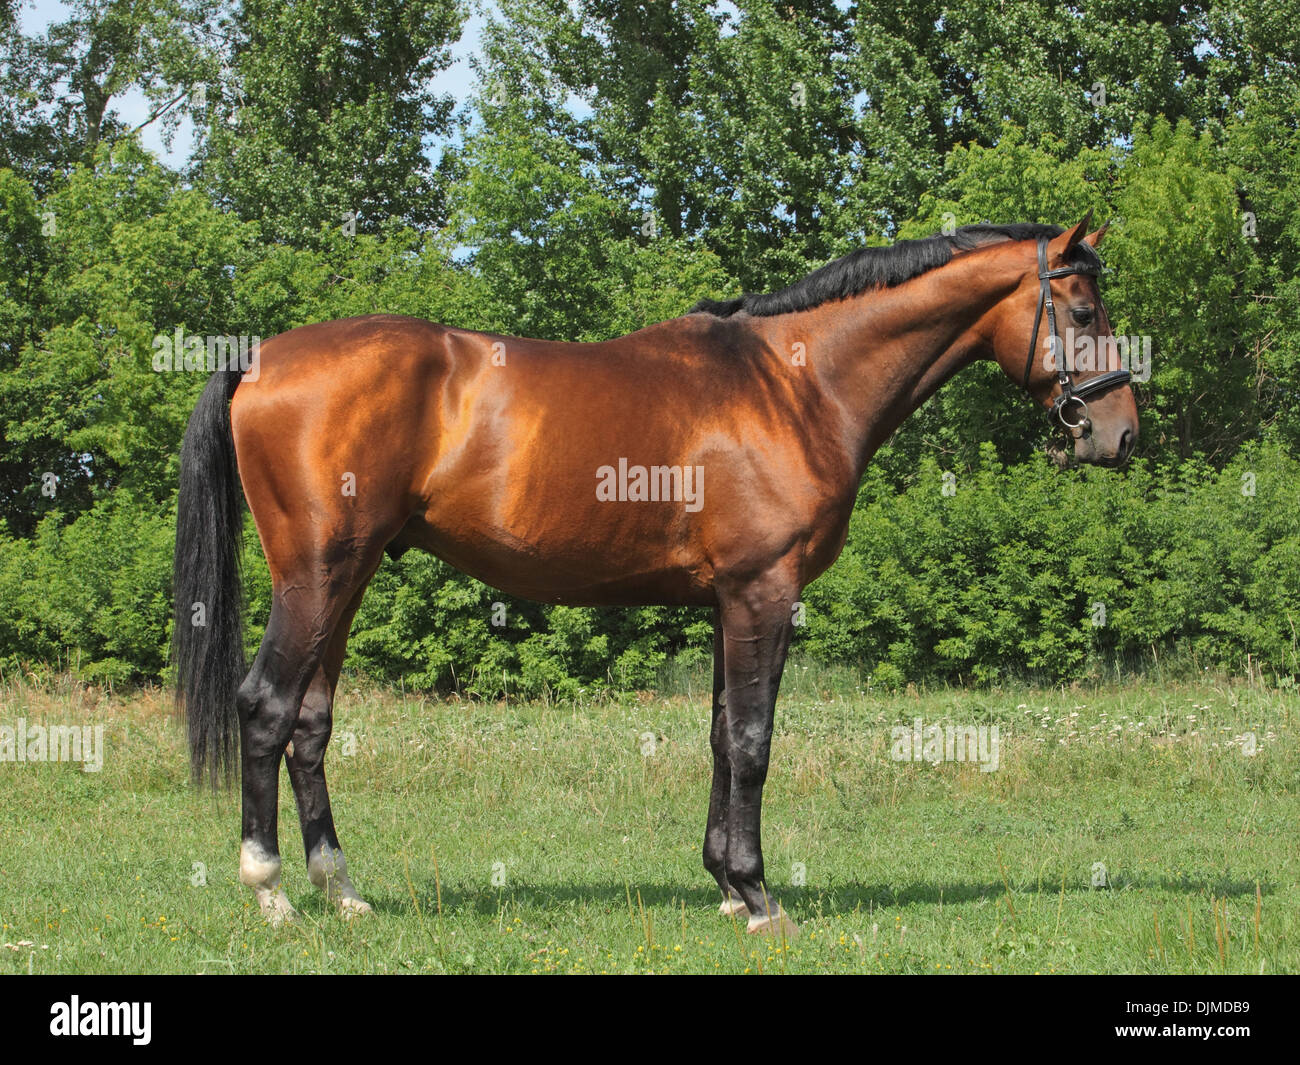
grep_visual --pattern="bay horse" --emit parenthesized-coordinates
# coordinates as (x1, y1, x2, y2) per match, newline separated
(173, 214, 1137, 934)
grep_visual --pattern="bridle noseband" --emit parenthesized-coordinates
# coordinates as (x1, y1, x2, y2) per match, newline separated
(1020, 236, 1131, 430)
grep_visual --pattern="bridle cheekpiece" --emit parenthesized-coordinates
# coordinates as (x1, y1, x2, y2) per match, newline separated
(1020, 236, 1131, 430)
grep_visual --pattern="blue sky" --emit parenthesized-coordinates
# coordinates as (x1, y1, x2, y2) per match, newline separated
(16, 0, 490, 166)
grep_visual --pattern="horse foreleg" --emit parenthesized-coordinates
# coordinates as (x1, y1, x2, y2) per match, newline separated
(717, 565, 800, 939)
(703, 608, 746, 917)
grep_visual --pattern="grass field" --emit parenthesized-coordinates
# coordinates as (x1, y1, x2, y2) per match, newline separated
(1, 666, 1296, 974)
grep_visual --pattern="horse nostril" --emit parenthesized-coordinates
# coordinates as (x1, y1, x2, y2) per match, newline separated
(1119, 429, 1133, 460)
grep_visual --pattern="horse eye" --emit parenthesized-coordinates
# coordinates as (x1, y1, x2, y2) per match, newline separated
(1070, 307, 1095, 326)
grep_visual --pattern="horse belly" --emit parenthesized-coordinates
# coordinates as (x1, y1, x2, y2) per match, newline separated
(390, 507, 716, 607)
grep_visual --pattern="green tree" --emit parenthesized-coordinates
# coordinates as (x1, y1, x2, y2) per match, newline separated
(0, 141, 252, 533)
(1, 0, 219, 192)
(1222, 73, 1300, 449)
(452, 39, 727, 340)
(1106, 119, 1260, 462)
(195, 0, 467, 244)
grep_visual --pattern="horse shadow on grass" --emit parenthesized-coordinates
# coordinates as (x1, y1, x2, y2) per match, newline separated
(347, 873, 1272, 920)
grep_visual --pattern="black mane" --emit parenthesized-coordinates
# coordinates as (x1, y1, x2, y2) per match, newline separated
(691, 223, 1101, 318)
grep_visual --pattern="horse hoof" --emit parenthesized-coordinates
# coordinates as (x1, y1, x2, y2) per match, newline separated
(339, 896, 373, 920)
(307, 845, 371, 919)
(719, 897, 750, 918)
(257, 889, 300, 927)
(746, 906, 799, 939)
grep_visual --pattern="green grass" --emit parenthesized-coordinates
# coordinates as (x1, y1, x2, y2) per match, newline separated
(0, 669, 1296, 974)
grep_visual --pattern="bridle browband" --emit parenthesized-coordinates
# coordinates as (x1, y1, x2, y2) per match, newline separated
(1020, 236, 1131, 430)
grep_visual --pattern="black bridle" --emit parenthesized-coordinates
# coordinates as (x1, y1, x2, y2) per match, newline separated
(1021, 236, 1131, 430)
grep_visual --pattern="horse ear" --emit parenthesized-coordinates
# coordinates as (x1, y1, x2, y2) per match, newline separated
(1047, 210, 1093, 260)
(1084, 219, 1111, 248)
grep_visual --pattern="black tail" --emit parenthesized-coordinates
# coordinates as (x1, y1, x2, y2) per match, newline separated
(173, 369, 246, 787)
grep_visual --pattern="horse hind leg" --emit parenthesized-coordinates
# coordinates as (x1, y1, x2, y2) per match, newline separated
(236, 601, 314, 926)
(287, 581, 374, 919)
(236, 553, 383, 924)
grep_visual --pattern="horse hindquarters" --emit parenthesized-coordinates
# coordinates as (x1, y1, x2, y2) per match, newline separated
(228, 357, 416, 921)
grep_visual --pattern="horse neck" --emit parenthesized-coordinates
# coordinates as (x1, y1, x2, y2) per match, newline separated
(755, 248, 1025, 477)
